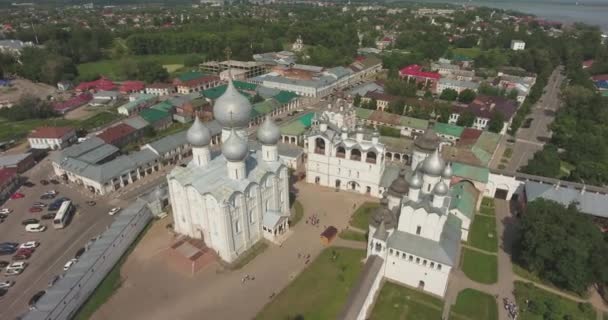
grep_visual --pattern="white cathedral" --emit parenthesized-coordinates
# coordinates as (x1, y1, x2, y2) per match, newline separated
(366, 135, 462, 298)
(167, 80, 291, 264)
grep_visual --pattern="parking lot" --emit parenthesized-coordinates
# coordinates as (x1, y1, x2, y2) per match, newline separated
(0, 158, 129, 319)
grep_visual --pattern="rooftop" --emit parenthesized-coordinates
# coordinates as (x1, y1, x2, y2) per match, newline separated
(28, 127, 74, 139)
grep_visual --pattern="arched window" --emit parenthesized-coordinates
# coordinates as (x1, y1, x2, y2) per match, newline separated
(336, 146, 346, 158)
(385, 152, 392, 160)
(394, 153, 401, 161)
(315, 138, 326, 154)
(350, 148, 362, 161)
(366, 151, 377, 164)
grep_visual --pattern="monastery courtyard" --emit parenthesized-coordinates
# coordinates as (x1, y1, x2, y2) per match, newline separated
(91, 181, 375, 320)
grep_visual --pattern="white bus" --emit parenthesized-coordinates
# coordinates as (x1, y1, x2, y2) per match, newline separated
(53, 200, 74, 229)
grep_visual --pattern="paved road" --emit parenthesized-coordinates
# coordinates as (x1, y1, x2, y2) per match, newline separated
(490, 67, 565, 171)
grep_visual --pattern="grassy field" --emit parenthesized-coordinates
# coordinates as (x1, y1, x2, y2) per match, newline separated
(77, 111, 123, 130)
(73, 221, 153, 320)
(0, 118, 75, 141)
(479, 199, 495, 216)
(77, 54, 198, 80)
(450, 288, 498, 320)
(514, 281, 596, 320)
(256, 247, 365, 320)
(370, 281, 444, 320)
(468, 215, 498, 253)
(452, 47, 482, 59)
(338, 229, 367, 242)
(461, 248, 498, 284)
(350, 202, 380, 230)
(290, 200, 304, 226)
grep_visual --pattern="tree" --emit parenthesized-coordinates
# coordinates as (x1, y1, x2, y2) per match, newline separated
(457, 89, 477, 103)
(456, 110, 475, 127)
(0, 94, 57, 121)
(136, 61, 169, 83)
(184, 54, 204, 67)
(487, 111, 505, 133)
(353, 94, 361, 108)
(520, 144, 561, 177)
(439, 88, 458, 101)
(252, 94, 264, 104)
(435, 103, 452, 123)
(388, 99, 405, 115)
(514, 199, 607, 294)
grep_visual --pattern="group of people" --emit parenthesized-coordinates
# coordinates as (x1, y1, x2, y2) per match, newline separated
(306, 214, 320, 227)
(503, 297, 519, 319)
(241, 274, 255, 284)
(298, 252, 311, 265)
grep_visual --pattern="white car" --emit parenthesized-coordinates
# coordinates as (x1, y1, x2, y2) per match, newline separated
(46, 190, 58, 195)
(0, 208, 12, 214)
(4, 268, 23, 276)
(63, 259, 77, 271)
(25, 224, 46, 233)
(0, 280, 14, 289)
(108, 207, 121, 216)
(5, 262, 27, 276)
(19, 241, 40, 249)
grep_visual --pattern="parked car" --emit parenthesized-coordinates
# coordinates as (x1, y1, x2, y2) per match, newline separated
(74, 247, 85, 259)
(15, 248, 35, 255)
(40, 213, 55, 220)
(29, 207, 42, 213)
(0, 213, 8, 219)
(12, 253, 31, 261)
(21, 219, 40, 226)
(108, 207, 121, 216)
(0, 288, 7, 298)
(0, 247, 17, 255)
(28, 290, 45, 309)
(10, 193, 25, 199)
(45, 190, 58, 196)
(5, 262, 26, 276)
(0, 280, 13, 289)
(25, 224, 46, 233)
(48, 275, 61, 287)
(19, 241, 39, 249)
(32, 202, 47, 208)
(63, 259, 77, 271)
(23, 181, 35, 187)
(40, 194, 54, 200)
(0, 242, 18, 248)
(40, 180, 49, 186)
(0, 208, 12, 214)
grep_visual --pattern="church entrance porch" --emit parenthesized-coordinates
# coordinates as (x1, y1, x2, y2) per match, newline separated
(262, 210, 292, 245)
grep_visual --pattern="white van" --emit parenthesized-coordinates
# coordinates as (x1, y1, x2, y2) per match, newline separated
(25, 224, 47, 233)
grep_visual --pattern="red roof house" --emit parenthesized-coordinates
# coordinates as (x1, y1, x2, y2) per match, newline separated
(119, 81, 145, 94)
(399, 64, 441, 81)
(52, 93, 93, 114)
(75, 77, 116, 92)
(96, 123, 139, 147)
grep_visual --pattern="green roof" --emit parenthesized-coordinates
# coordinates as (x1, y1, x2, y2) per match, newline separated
(118, 94, 156, 112)
(471, 131, 500, 166)
(273, 91, 299, 105)
(177, 71, 205, 82)
(399, 116, 428, 130)
(140, 108, 170, 124)
(355, 107, 374, 119)
(434, 122, 465, 138)
(280, 113, 314, 136)
(452, 162, 489, 183)
(234, 81, 257, 91)
(252, 99, 281, 118)
(150, 101, 174, 113)
(202, 85, 252, 100)
(449, 181, 477, 219)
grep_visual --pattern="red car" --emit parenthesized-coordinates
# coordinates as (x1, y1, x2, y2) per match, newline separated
(12, 253, 31, 261)
(16, 248, 35, 255)
(10, 193, 25, 199)
(29, 207, 43, 213)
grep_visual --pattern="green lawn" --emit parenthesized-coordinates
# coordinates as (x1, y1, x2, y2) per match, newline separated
(450, 288, 498, 320)
(290, 200, 304, 226)
(338, 229, 367, 242)
(77, 112, 123, 130)
(514, 281, 596, 320)
(77, 54, 199, 80)
(350, 202, 380, 230)
(467, 215, 498, 253)
(370, 281, 444, 320)
(73, 221, 152, 320)
(452, 47, 482, 59)
(0, 118, 75, 141)
(503, 147, 513, 158)
(461, 248, 498, 284)
(481, 197, 495, 209)
(256, 247, 365, 320)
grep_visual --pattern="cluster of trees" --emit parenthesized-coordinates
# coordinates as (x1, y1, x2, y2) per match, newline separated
(5, 48, 78, 84)
(115, 59, 169, 83)
(478, 83, 519, 100)
(514, 199, 608, 295)
(0, 95, 57, 121)
(439, 88, 477, 103)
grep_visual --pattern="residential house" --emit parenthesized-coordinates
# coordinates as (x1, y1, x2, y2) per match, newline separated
(0, 39, 33, 55)
(436, 78, 479, 94)
(449, 96, 518, 134)
(355, 108, 429, 138)
(28, 127, 77, 150)
(362, 91, 398, 112)
(510, 40, 526, 50)
(53, 93, 93, 114)
(119, 81, 145, 94)
(75, 77, 116, 92)
(0, 153, 35, 173)
(399, 64, 441, 90)
(145, 83, 176, 96)
(96, 123, 140, 148)
(0, 168, 19, 203)
(173, 72, 220, 94)
(90, 90, 120, 107)
(139, 108, 172, 130)
(117, 94, 157, 116)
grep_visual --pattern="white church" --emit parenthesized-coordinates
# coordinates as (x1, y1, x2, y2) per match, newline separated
(167, 80, 291, 264)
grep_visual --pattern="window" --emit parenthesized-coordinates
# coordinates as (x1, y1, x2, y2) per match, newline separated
(402, 252, 406, 259)
(235, 220, 241, 234)
(437, 264, 442, 270)
(416, 226, 421, 235)
(423, 260, 427, 266)
(430, 262, 435, 268)
(249, 210, 255, 224)
(416, 257, 420, 264)
(356, 171, 360, 178)
(389, 249, 393, 255)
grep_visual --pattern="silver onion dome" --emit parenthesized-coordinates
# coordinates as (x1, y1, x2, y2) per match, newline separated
(187, 116, 211, 147)
(422, 149, 445, 176)
(213, 80, 252, 128)
(257, 115, 281, 146)
(442, 162, 453, 179)
(410, 172, 423, 189)
(221, 129, 248, 162)
(433, 180, 449, 196)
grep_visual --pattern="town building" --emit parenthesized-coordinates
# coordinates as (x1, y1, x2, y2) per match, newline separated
(362, 91, 398, 112)
(448, 96, 518, 134)
(119, 81, 145, 94)
(28, 127, 77, 150)
(0, 153, 35, 173)
(200, 60, 269, 79)
(90, 90, 120, 107)
(0, 168, 19, 203)
(292, 35, 304, 52)
(436, 78, 480, 94)
(510, 40, 526, 50)
(0, 39, 34, 55)
(145, 83, 176, 96)
(96, 123, 140, 148)
(167, 80, 291, 263)
(117, 94, 157, 116)
(173, 72, 221, 94)
(399, 64, 441, 90)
